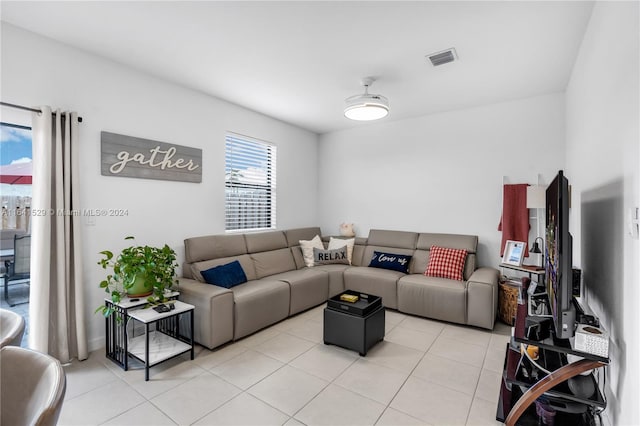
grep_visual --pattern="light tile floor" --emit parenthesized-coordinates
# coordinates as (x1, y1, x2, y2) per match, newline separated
(59, 304, 510, 426)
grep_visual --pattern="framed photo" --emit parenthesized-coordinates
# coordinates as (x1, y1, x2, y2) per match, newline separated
(503, 240, 526, 266)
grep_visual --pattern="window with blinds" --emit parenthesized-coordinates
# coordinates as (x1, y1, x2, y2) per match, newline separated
(225, 133, 277, 231)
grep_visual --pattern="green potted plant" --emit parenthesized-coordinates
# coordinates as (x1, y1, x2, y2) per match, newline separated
(96, 236, 179, 317)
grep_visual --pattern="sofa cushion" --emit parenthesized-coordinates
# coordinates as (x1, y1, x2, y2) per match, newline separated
(463, 254, 477, 280)
(314, 246, 349, 265)
(314, 264, 348, 297)
(201, 260, 248, 289)
(245, 231, 288, 253)
(410, 250, 429, 275)
(191, 254, 257, 282)
(416, 233, 477, 253)
(269, 269, 329, 315)
(397, 275, 467, 325)
(343, 266, 403, 309)
(285, 227, 323, 247)
(367, 229, 418, 249)
(290, 246, 306, 270)
(299, 235, 324, 267)
(184, 233, 247, 263)
(231, 279, 290, 339)
(350, 238, 367, 266)
(425, 246, 468, 281)
(369, 251, 412, 273)
(251, 248, 297, 279)
(328, 237, 355, 264)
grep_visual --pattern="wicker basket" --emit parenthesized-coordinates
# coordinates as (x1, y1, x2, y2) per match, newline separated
(498, 282, 520, 325)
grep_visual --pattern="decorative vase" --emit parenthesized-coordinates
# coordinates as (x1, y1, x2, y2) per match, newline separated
(126, 274, 153, 298)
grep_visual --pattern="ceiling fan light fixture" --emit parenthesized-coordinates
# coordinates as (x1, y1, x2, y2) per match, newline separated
(344, 94, 389, 121)
(344, 78, 389, 121)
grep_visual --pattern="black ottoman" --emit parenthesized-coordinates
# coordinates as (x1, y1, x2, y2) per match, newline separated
(323, 290, 385, 356)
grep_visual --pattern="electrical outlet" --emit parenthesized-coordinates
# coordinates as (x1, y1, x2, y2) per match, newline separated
(86, 215, 96, 226)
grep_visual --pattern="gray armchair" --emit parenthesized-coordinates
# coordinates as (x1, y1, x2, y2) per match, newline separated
(0, 308, 25, 348)
(0, 346, 66, 426)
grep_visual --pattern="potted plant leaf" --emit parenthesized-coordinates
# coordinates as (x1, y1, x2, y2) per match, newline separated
(96, 236, 179, 317)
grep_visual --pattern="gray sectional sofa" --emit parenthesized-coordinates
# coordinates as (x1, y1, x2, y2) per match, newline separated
(179, 227, 499, 350)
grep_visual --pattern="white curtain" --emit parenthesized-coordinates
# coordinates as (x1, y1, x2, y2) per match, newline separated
(29, 107, 87, 362)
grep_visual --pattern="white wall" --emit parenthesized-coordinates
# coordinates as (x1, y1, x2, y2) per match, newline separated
(318, 93, 565, 268)
(1, 23, 319, 350)
(565, 2, 639, 425)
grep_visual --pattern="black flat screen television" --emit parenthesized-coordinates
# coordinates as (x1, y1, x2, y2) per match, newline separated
(545, 170, 576, 339)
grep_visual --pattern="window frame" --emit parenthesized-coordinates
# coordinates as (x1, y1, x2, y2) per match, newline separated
(224, 132, 277, 232)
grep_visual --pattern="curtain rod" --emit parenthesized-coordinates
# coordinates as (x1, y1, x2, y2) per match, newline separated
(0, 101, 83, 122)
(0, 121, 31, 131)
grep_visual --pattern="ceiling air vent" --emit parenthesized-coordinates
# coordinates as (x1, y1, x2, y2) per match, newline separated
(427, 48, 458, 67)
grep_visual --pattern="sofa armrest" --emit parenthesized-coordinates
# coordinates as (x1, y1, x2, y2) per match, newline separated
(178, 278, 234, 349)
(468, 267, 499, 286)
(466, 267, 499, 330)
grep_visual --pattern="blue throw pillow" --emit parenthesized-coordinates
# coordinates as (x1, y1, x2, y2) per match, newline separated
(201, 260, 247, 288)
(369, 251, 412, 273)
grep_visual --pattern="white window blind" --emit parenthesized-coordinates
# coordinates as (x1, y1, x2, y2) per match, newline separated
(225, 133, 276, 231)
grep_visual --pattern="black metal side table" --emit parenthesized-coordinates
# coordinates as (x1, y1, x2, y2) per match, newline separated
(104, 292, 194, 380)
(127, 300, 194, 381)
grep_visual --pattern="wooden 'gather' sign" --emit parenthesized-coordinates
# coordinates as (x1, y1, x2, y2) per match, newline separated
(101, 131, 202, 183)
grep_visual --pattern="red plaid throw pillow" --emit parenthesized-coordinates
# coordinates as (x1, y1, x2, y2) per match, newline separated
(425, 245, 468, 281)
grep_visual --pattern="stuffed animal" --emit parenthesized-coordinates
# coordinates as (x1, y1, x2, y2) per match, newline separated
(339, 223, 355, 237)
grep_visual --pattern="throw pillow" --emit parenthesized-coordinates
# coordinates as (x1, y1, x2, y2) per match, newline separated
(369, 251, 412, 273)
(299, 235, 324, 267)
(313, 246, 350, 265)
(201, 260, 248, 288)
(425, 245, 468, 281)
(328, 237, 355, 264)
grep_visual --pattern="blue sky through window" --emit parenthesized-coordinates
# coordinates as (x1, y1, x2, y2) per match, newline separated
(1, 124, 32, 166)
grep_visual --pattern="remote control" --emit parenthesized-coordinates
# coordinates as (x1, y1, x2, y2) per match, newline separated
(153, 305, 170, 313)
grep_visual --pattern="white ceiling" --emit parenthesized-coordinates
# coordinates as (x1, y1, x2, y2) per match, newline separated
(1, 1, 594, 134)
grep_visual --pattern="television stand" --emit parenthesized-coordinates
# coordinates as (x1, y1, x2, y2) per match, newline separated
(497, 278, 609, 426)
(505, 358, 605, 424)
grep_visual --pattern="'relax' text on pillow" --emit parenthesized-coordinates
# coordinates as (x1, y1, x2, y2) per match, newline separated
(313, 246, 350, 265)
